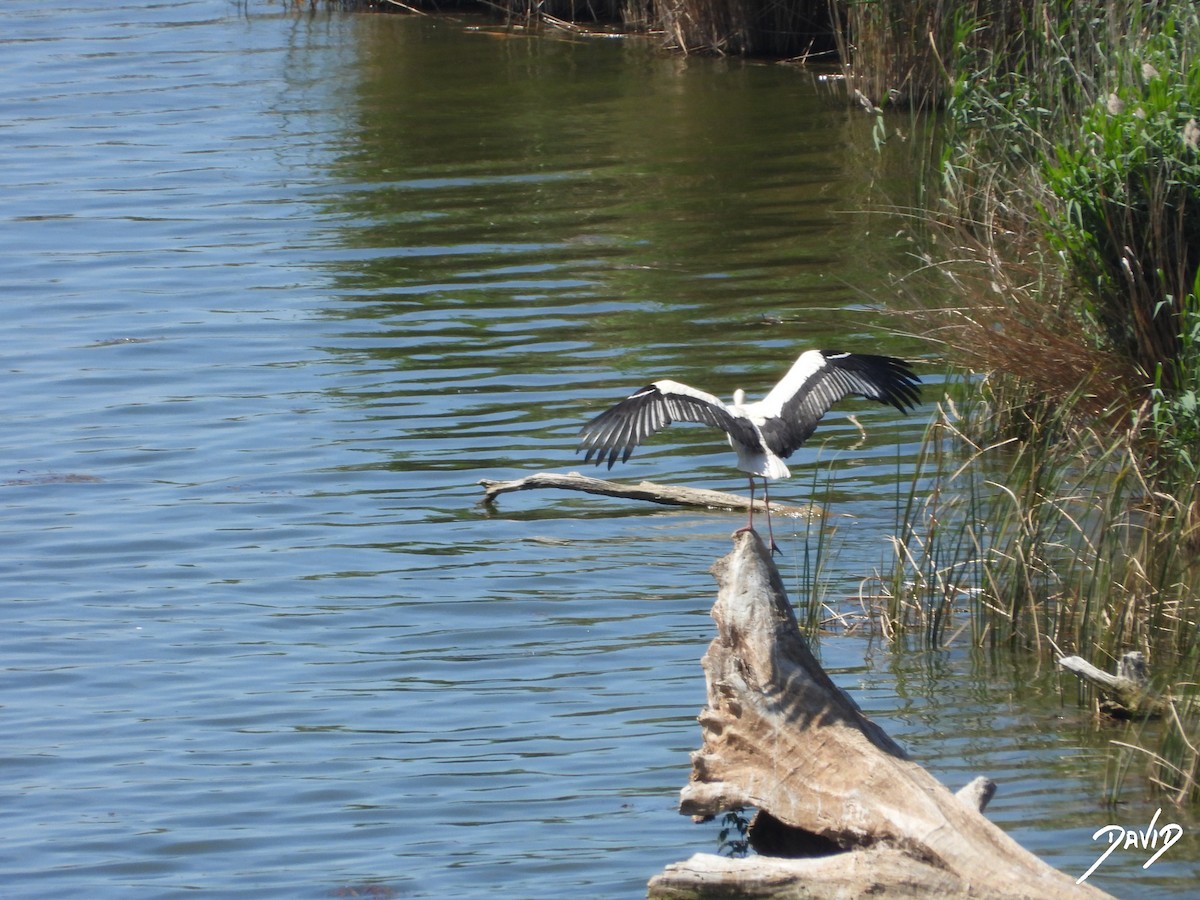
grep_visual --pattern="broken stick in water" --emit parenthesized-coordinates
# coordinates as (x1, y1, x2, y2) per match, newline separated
(478, 471, 816, 518)
(1058, 651, 1164, 719)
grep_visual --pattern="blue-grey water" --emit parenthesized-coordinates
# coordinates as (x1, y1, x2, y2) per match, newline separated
(2, 2, 1197, 897)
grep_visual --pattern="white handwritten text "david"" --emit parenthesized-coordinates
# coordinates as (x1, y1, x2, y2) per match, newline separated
(1077, 807, 1183, 884)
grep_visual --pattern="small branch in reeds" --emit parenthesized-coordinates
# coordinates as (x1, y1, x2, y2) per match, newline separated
(379, 0, 430, 15)
(1058, 651, 1166, 719)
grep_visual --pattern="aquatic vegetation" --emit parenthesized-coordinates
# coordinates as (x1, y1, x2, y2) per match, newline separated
(327, 0, 839, 57)
(868, 1, 1200, 802)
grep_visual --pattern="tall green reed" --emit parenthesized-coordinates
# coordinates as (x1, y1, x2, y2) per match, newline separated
(887, 390, 1200, 654)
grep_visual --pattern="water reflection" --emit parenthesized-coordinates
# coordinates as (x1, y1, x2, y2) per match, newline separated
(1, 3, 1195, 898)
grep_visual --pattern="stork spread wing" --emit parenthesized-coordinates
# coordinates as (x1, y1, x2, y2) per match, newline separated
(578, 380, 761, 469)
(756, 350, 921, 458)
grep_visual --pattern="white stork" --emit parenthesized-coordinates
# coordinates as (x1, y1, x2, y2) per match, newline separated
(578, 349, 921, 551)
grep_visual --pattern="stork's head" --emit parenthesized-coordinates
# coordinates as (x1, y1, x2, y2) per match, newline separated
(732, 388, 746, 407)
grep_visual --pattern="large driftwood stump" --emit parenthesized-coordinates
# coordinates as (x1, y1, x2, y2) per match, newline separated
(648, 532, 1111, 899)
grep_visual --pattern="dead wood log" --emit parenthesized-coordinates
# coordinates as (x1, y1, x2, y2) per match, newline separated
(648, 532, 1111, 899)
(1058, 651, 1164, 719)
(478, 471, 815, 518)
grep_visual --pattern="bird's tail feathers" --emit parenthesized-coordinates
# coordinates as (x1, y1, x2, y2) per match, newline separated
(764, 455, 790, 480)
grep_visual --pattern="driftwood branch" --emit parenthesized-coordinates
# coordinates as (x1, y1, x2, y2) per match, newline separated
(478, 472, 815, 518)
(1058, 651, 1164, 719)
(648, 532, 1111, 899)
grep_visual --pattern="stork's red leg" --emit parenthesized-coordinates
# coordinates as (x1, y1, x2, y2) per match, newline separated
(734, 476, 757, 535)
(747, 476, 756, 530)
(763, 479, 781, 555)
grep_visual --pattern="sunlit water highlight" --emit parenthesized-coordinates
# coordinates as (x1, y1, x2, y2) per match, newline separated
(2, 2, 1197, 897)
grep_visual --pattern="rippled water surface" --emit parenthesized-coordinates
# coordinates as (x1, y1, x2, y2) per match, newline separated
(3, 2, 1198, 897)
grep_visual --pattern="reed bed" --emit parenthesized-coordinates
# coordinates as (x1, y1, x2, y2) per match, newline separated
(882, 399, 1200, 651)
(869, 0, 1200, 802)
(326, 0, 836, 56)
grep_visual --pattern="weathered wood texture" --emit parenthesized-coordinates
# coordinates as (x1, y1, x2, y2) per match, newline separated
(478, 471, 814, 517)
(648, 532, 1111, 899)
(1059, 651, 1164, 719)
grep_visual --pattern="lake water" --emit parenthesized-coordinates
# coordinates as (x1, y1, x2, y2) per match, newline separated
(2, 2, 1197, 897)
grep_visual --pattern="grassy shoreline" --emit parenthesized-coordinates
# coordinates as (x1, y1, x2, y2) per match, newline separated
(871, 1, 1200, 803)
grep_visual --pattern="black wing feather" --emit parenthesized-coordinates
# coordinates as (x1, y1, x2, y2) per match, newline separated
(759, 353, 921, 458)
(578, 383, 760, 469)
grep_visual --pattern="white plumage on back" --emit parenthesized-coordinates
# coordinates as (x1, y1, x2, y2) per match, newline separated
(757, 349, 830, 415)
(726, 387, 791, 479)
